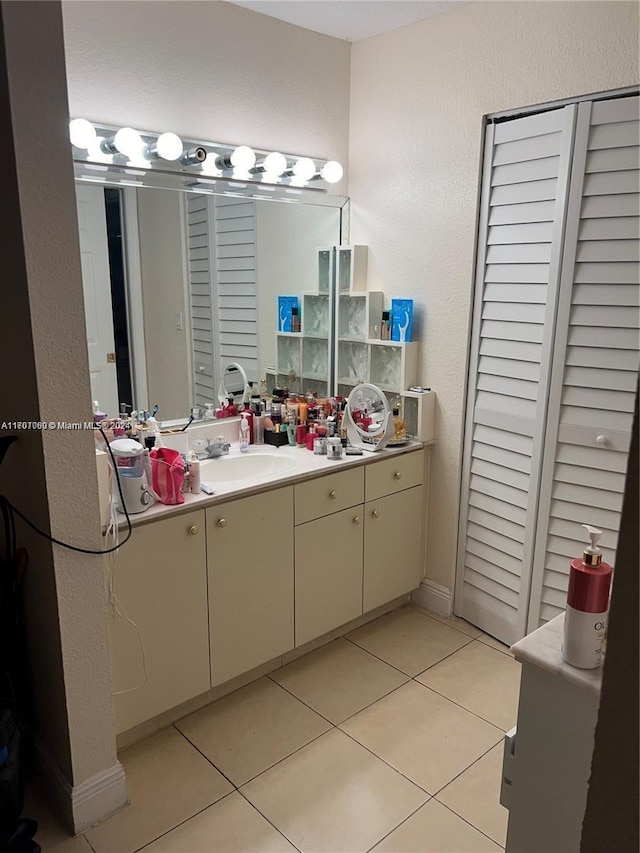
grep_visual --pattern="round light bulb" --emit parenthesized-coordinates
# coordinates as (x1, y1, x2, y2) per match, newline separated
(69, 118, 96, 149)
(155, 132, 183, 161)
(201, 153, 221, 175)
(292, 157, 316, 182)
(263, 152, 287, 177)
(88, 136, 112, 164)
(230, 145, 256, 171)
(320, 160, 343, 184)
(114, 127, 144, 158)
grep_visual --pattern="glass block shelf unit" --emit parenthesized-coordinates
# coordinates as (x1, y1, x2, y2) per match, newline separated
(336, 339, 419, 394)
(337, 245, 368, 293)
(338, 292, 384, 341)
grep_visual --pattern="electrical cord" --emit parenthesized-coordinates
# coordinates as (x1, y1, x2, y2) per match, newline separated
(0, 424, 132, 555)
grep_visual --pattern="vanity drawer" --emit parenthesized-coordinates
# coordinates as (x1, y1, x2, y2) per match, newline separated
(295, 467, 364, 525)
(365, 449, 424, 502)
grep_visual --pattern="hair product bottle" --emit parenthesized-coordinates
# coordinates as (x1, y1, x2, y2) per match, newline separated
(562, 524, 613, 669)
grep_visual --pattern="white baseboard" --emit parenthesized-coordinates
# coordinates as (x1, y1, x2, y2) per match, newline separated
(411, 578, 453, 617)
(34, 739, 127, 834)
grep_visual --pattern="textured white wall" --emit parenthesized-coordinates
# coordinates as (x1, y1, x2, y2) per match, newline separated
(62, 0, 350, 191)
(349, 1, 639, 590)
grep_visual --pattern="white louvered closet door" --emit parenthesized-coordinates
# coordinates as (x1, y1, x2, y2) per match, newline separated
(455, 106, 578, 645)
(527, 95, 640, 629)
(187, 193, 217, 407)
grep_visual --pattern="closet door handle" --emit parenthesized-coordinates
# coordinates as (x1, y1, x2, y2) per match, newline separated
(394, 471, 402, 480)
(353, 516, 361, 525)
(371, 510, 380, 519)
(217, 518, 227, 528)
(188, 525, 200, 536)
(596, 435, 608, 446)
(329, 490, 337, 499)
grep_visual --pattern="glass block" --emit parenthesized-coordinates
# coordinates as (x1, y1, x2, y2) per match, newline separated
(318, 249, 332, 293)
(338, 248, 352, 292)
(277, 336, 301, 376)
(339, 295, 366, 340)
(338, 341, 368, 384)
(370, 344, 402, 390)
(303, 338, 329, 380)
(303, 294, 330, 337)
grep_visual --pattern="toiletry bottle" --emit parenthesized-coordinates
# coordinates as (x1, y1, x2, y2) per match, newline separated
(392, 406, 407, 440)
(291, 306, 301, 333)
(381, 310, 391, 341)
(239, 413, 250, 452)
(253, 413, 265, 445)
(562, 524, 613, 669)
(92, 400, 107, 424)
(189, 451, 201, 494)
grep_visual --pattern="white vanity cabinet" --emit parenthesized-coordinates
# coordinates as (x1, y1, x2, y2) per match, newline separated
(294, 468, 365, 646)
(109, 509, 210, 734)
(109, 447, 429, 737)
(206, 487, 294, 686)
(364, 450, 426, 611)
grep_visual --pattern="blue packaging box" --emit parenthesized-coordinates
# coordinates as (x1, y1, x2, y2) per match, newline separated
(278, 296, 300, 332)
(391, 299, 414, 342)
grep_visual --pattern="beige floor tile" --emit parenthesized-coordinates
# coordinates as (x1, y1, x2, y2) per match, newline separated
(340, 681, 503, 794)
(241, 728, 427, 853)
(142, 791, 296, 852)
(478, 632, 515, 657)
(372, 799, 502, 852)
(85, 727, 232, 853)
(271, 637, 408, 724)
(176, 677, 331, 786)
(347, 607, 471, 676)
(25, 787, 92, 853)
(411, 606, 483, 639)
(437, 744, 508, 846)
(417, 640, 521, 731)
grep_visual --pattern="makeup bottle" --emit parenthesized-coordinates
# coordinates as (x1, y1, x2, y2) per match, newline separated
(562, 525, 613, 669)
(381, 310, 391, 341)
(291, 306, 301, 333)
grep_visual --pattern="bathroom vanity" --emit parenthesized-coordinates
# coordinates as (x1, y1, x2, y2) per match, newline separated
(108, 444, 429, 738)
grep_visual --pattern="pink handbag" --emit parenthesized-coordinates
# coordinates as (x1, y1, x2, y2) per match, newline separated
(150, 447, 185, 505)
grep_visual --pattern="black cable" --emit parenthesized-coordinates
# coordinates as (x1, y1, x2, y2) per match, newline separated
(0, 424, 133, 555)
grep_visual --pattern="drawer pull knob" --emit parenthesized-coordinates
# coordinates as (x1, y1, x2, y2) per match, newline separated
(217, 518, 227, 528)
(188, 525, 200, 536)
(394, 471, 402, 480)
(353, 516, 361, 525)
(371, 510, 380, 519)
(329, 490, 337, 499)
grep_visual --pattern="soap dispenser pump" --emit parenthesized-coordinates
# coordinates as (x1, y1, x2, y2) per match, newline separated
(239, 412, 250, 453)
(562, 524, 613, 669)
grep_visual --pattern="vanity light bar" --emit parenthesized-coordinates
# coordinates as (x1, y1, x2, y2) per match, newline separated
(69, 120, 344, 189)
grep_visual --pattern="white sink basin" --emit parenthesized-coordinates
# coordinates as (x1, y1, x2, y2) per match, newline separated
(199, 451, 295, 483)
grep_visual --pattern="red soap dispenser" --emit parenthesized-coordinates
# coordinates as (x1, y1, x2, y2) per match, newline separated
(562, 524, 613, 669)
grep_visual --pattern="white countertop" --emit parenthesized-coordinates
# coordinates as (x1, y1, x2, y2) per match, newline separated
(116, 440, 426, 529)
(511, 613, 603, 696)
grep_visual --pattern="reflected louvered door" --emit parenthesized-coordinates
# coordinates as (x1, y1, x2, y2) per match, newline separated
(527, 95, 640, 629)
(213, 197, 259, 382)
(456, 106, 578, 644)
(187, 193, 217, 407)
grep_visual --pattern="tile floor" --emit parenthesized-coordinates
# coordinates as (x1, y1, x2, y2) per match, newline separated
(29, 606, 521, 853)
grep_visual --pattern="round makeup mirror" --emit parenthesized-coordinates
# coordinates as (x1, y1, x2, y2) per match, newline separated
(218, 362, 249, 404)
(345, 383, 395, 452)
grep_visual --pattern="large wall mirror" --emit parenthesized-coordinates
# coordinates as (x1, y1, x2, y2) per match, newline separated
(75, 181, 343, 423)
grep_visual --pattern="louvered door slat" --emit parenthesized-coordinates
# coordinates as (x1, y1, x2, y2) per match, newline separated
(457, 106, 576, 644)
(527, 95, 640, 631)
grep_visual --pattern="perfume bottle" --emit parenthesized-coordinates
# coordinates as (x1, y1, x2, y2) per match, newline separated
(392, 404, 407, 440)
(291, 306, 301, 333)
(380, 310, 391, 341)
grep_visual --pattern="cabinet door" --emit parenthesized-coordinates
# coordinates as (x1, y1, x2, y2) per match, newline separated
(364, 486, 424, 612)
(295, 506, 364, 646)
(207, 487, 294, 686)
(109, 510, 210, 734)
